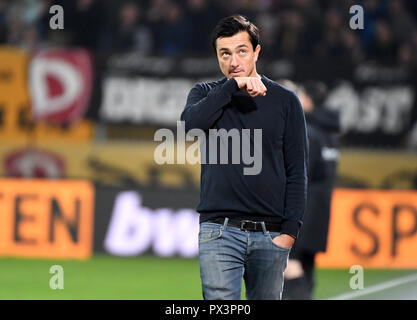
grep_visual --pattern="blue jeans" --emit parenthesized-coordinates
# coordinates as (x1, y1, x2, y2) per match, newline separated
(198, 218, 290, 300)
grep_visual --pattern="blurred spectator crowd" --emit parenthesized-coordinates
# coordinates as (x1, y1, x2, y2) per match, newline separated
(1, 0, 417, 64)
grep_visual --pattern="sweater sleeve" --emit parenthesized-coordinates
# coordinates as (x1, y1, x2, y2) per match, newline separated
(281, 92, 309, 238)
(180, 78, 238, 132)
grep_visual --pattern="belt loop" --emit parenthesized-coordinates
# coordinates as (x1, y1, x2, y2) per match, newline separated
(223, 217, 229, 229)
(260, 221, 268, 235)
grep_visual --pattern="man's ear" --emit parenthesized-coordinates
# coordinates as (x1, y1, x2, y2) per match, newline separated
(254, 44, 261, 62)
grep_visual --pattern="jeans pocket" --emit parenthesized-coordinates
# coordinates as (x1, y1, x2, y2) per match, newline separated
(267, 231, 292, 252)
(199, 224, 223, 243)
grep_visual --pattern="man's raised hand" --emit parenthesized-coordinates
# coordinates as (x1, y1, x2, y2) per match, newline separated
(234, 77, 267, 97)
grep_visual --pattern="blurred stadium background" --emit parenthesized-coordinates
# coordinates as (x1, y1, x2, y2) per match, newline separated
(1, 0, 417, 300)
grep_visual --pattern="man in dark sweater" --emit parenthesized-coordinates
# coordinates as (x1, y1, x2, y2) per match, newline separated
(180, 15, 308, 300)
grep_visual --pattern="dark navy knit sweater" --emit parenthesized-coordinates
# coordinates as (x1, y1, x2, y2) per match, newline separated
(180, 75, 308, 238)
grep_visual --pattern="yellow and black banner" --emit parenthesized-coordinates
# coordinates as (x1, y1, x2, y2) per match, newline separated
(0, 46, 93, 143)
(317, 189, 417, 268)
(0, 179, 95, 259)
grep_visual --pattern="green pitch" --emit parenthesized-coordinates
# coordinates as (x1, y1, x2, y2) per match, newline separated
(0, 255, 416, 300)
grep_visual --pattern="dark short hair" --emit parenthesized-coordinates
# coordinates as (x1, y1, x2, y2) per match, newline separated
(211, 15, 260, 53)
(303, 80, 328, 107)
